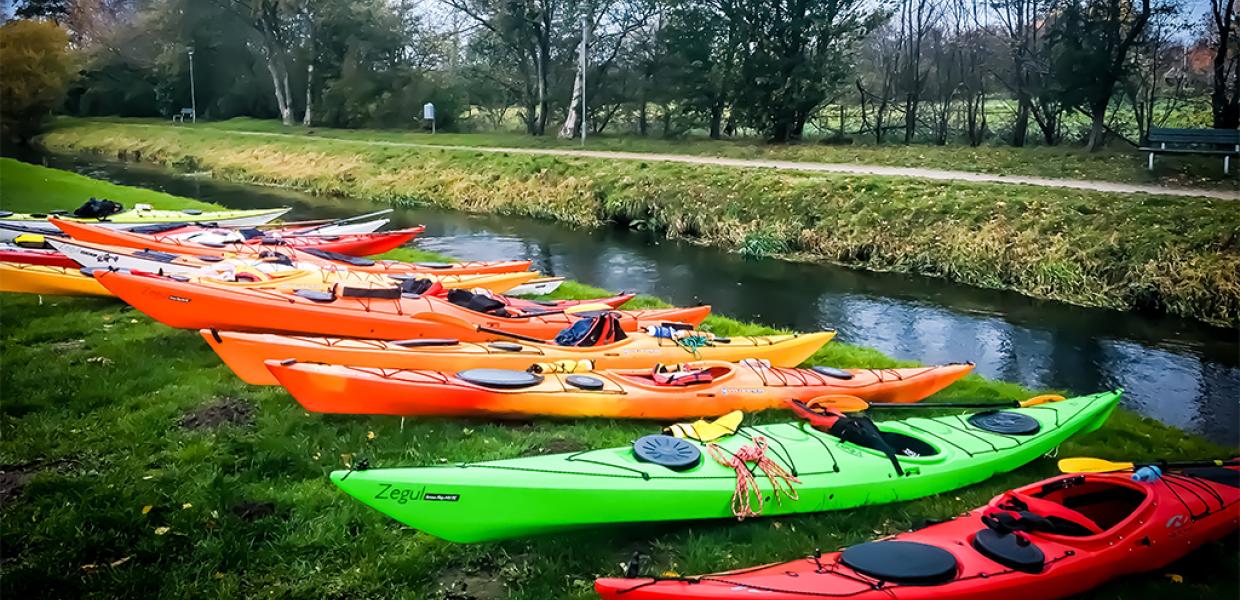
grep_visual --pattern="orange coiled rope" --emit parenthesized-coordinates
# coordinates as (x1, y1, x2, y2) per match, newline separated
(706, 436, 800, 520)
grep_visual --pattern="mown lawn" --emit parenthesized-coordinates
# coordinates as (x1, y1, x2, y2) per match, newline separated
(73, 116, 1238, 191)
(0, 160, 1235, 599)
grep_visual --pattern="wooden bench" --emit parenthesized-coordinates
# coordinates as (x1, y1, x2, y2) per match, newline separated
(1140, 127, 1239, 175)
(171, 108, 195, 123)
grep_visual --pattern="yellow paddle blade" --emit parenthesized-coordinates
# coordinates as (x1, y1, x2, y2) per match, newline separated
(1058, 457, 1136, 473)
(563, 302, 614, 315)
(1019, 394, 1066, 408)
(804, 394, 870, 413)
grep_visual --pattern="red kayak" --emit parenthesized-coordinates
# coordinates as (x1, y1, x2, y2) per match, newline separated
(0, 247, 77, 268)
(596, 465, 1239, 600)
(50, 217, 423, 257)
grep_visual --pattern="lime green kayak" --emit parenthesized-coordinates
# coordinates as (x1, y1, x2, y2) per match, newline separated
(330, 390, 1121, 543)
(0, 206, 290, 239)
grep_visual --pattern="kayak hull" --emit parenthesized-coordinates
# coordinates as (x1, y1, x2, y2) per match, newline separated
(268, 360, 973, 418)
(50, 217, 422, 257)
(202, 330, 837, 385)
(48, 238, 541, 293)
(595, 465, 1238, 600)
(0, 206, 290, 242)
(95, 270, 709, 339)
(328, 391, 1121, 542)
(0, 263, 109, 296)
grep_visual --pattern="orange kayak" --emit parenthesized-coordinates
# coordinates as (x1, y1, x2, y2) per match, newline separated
(266, 359, 975, 419)
(95, 270, 709, 339)
(201, 329, 837, 385)
(50, 220, 532, 276)
(50, 217, 422, 257)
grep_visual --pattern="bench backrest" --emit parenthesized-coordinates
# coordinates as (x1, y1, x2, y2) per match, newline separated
(1148, 127, 1240, 145)
(180, 108, 195, 116)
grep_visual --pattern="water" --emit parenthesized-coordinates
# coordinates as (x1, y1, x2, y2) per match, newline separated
(11, 151, 1239, 446)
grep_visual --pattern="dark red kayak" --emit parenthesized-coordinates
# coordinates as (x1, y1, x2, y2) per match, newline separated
(596, 465, 1239, 600)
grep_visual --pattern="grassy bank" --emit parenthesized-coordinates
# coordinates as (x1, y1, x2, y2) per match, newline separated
(37, 119, 1240, 328)
(82, 116, 1239, 191)
(1, 162, 1235, 599)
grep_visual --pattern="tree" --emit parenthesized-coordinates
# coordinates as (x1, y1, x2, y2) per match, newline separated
(1050, 0, 1155, 150)
(727, 0, 877, 142)
(0, 19, 76, 143)
(1207, 0, 1239, 127)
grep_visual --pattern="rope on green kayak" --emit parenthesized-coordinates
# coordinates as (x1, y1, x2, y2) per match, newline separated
(706, 436, 800, 520)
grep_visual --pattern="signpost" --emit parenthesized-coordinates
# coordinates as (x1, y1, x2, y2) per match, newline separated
(423, 102, 436, 134)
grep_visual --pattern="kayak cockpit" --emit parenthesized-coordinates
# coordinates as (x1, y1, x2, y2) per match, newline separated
(1010, 475, 1151, 536)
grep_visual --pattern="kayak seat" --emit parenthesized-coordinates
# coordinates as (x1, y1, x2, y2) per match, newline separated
(839, 541, 957, 585)
(446, 288, 509, 316)
(457, 368, 543, 389)
(972, 528, 1045, 573)
(989, 490, 1105, 536)
(879, 431, 938, 458)
(300, 247, 375, 266)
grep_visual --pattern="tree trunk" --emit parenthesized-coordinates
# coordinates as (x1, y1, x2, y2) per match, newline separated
(1012, 93, 1030, 147)
(709, 102, 723, 139)
(264, 59, 292, 126)
(1086, 108, 1107, 151)
(559, 43, 585, 139)
(1210, 0, 1238, 128)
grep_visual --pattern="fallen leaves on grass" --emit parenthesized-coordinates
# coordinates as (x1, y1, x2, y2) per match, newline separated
(154, 526, 171, 535)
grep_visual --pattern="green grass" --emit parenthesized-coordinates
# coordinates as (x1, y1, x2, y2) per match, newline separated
(0, 157, 216, 212)
(74, 115, 1238, 190)
(1, 160, 1236, 599)
(35, 119, 1240, 327)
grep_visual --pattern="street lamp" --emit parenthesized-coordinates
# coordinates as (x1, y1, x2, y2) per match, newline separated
(187, 47, 197, 124)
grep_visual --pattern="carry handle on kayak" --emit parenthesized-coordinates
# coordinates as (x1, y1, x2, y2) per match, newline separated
(1058, 457, 1240, 474)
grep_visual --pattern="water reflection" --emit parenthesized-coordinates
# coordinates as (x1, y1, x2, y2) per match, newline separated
(10, 151, 1238, 446)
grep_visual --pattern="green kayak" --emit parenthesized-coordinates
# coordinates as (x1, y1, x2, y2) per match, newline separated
(330, 390, 1121, 543)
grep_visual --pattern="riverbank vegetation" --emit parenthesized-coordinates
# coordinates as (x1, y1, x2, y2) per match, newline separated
(38, 119, 1240, 328)
(1, 163, 1233, 599)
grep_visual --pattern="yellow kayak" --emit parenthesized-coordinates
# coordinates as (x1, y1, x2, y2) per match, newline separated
(0, 262, 539, 298)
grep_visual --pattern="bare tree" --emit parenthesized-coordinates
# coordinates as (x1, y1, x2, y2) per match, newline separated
(1208, 0, 1239, 127)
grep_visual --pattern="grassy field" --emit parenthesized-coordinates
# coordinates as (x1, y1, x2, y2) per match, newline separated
(1, 161, 1236, 599)
(36, 119, 1240, 327)
(79, 116, 1238, 190)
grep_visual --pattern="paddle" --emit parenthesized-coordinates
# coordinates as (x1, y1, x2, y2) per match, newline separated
(1058, 457, 1240, 474)
(412, 312, 548, 344)
(805, 393, 1067, 414)
(270, 208, 394, 231)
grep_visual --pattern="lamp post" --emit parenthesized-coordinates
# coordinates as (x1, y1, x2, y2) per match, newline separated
(187, 47, 197, 124)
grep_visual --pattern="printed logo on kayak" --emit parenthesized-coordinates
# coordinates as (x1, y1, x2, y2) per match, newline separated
(719, 387, 764, 395)
(168, 295, 191, 303)
(373, 483, 460, 504)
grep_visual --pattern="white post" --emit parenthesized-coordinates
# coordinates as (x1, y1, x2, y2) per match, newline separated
(580, 16, 588, 146)
(187, 47, 197, 123)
